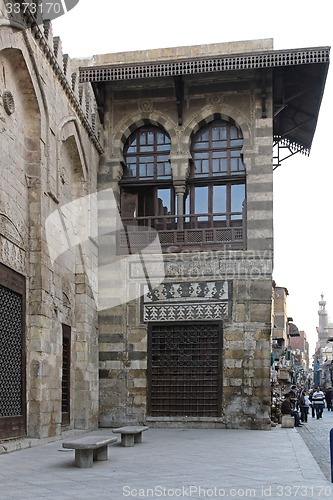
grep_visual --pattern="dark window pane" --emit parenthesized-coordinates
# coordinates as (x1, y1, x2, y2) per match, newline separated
(195, 186, 209, 220)
(230, 126, 240, 139)
(123, 126, 171, 180)
(139, 132, 146, 145)
(164, 163, 172, 176)
(157, 161, 171, 177)
(157, 189, 171, 215)
(141, 145, 154, 152)
(212, 127, 219, 140)
(230, 138, 243, 147)
(139, 163, 146, 177)
(147, 163, 154, 177)
(191, 120, 244, 178)
(157, 143, 170, 152)
(195, 140, 209, 149)
(185, 193, 190, 215)
(201, 160, 209, 174)
(212, 159, 221, 173)
(128, 165, 136, 177)
(147, 131, 154, 144)
(157, 132, 164, 144)
(219, 126, 227, 140)
(213, 185, 226, 218)
(200, 129, 209, 141)
(194, 151, 208, 160)
(231, 184, 245, 213)
(212, 140, 226, 148)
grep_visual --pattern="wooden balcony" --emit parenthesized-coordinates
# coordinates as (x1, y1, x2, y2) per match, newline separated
(118, 213, 245, 253)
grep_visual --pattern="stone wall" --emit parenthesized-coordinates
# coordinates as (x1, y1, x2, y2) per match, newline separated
(0, 3, 101, 438)
(0, 9, 275, 434)
(97, 42, 274, 430)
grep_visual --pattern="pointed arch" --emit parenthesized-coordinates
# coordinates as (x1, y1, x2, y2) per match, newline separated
(112, 112, 178, 160)
(56, 116, 88, 199)
(182, 105, 252, 160)
(0, 47, 41, 178)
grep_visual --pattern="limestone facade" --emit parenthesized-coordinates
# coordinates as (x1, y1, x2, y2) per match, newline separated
(0, 4, 329, 439)
(95, 40, 274, 430)
(0, 4, 101, 439)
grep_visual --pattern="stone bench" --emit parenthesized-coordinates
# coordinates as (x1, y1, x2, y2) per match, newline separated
(281, 415, 295, 428)
(112, 425, 149, 447)
(62, 436, 117, 468)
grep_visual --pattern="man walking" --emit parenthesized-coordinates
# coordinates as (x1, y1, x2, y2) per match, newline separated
(312, 387, 325, 419)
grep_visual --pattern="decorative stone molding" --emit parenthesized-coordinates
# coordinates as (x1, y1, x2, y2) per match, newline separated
(138, 100, 153, 112)
(0, 214, 25, 249)
(0, 238, 25, 275)
(145, 280, 228, 302)
(209, 95, 224, 105)
(142, 280, 230, 322)
(143, 302, 228, 322)
(2, 90, 15, 115)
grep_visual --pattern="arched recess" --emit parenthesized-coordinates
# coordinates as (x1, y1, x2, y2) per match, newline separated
(56, 118, 96, 430)
(112, 112, 178, 181)
(56, 118, 89, 279)
(0, 48, 41, 179)
(180, 107, 249, 251)
(0, 47, 41, 439)
(182, 105, 251, 160)
(56, 116, 88, 200)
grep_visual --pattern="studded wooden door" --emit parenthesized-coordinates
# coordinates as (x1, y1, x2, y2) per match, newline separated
(147, 322, 222, 417)
(0, 263, 26, 439)
(61, 324, 71, 426)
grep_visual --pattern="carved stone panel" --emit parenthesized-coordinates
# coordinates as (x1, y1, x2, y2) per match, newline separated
(0, 214, 26, 274)
(142, 280, 230, 322)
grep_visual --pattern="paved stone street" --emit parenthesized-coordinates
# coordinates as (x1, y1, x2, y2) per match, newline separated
(297, 406, 333, 481)
(0, 425, 330, 499)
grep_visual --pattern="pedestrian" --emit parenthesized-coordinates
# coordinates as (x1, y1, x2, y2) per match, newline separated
(325, 387, 332, 411)
(312, 387, 325, 419)
(289, 385, 298, 410)
(281, 392, 302, 427)
(299, 389, 310, 423)
(309, 387, 315, 418)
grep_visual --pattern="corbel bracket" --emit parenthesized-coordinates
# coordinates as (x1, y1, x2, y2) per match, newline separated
(173, 76, 184, 126)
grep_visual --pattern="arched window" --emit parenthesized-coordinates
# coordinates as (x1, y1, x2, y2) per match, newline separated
(186, 119, 246, 228)
(121, 126, 174, 228)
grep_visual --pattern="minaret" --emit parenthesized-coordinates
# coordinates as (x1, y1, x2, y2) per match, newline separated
(318, 293, 329, 341)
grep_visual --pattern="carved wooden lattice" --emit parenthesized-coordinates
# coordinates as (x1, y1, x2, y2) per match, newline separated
(0, 285, 22, 417)
(148, 323, 222, 417)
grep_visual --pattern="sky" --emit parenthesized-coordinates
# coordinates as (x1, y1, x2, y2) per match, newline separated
(52, 0, 332, 357)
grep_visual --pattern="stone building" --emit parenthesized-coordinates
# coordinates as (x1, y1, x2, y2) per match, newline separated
(0, 2, 330, 441)
(83, 40, 329, 430)
(290, 331, 310, 385)
(0, 5, 102, 440)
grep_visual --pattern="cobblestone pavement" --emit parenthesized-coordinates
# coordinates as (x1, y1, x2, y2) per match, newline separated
(296, 406, 333, 481)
